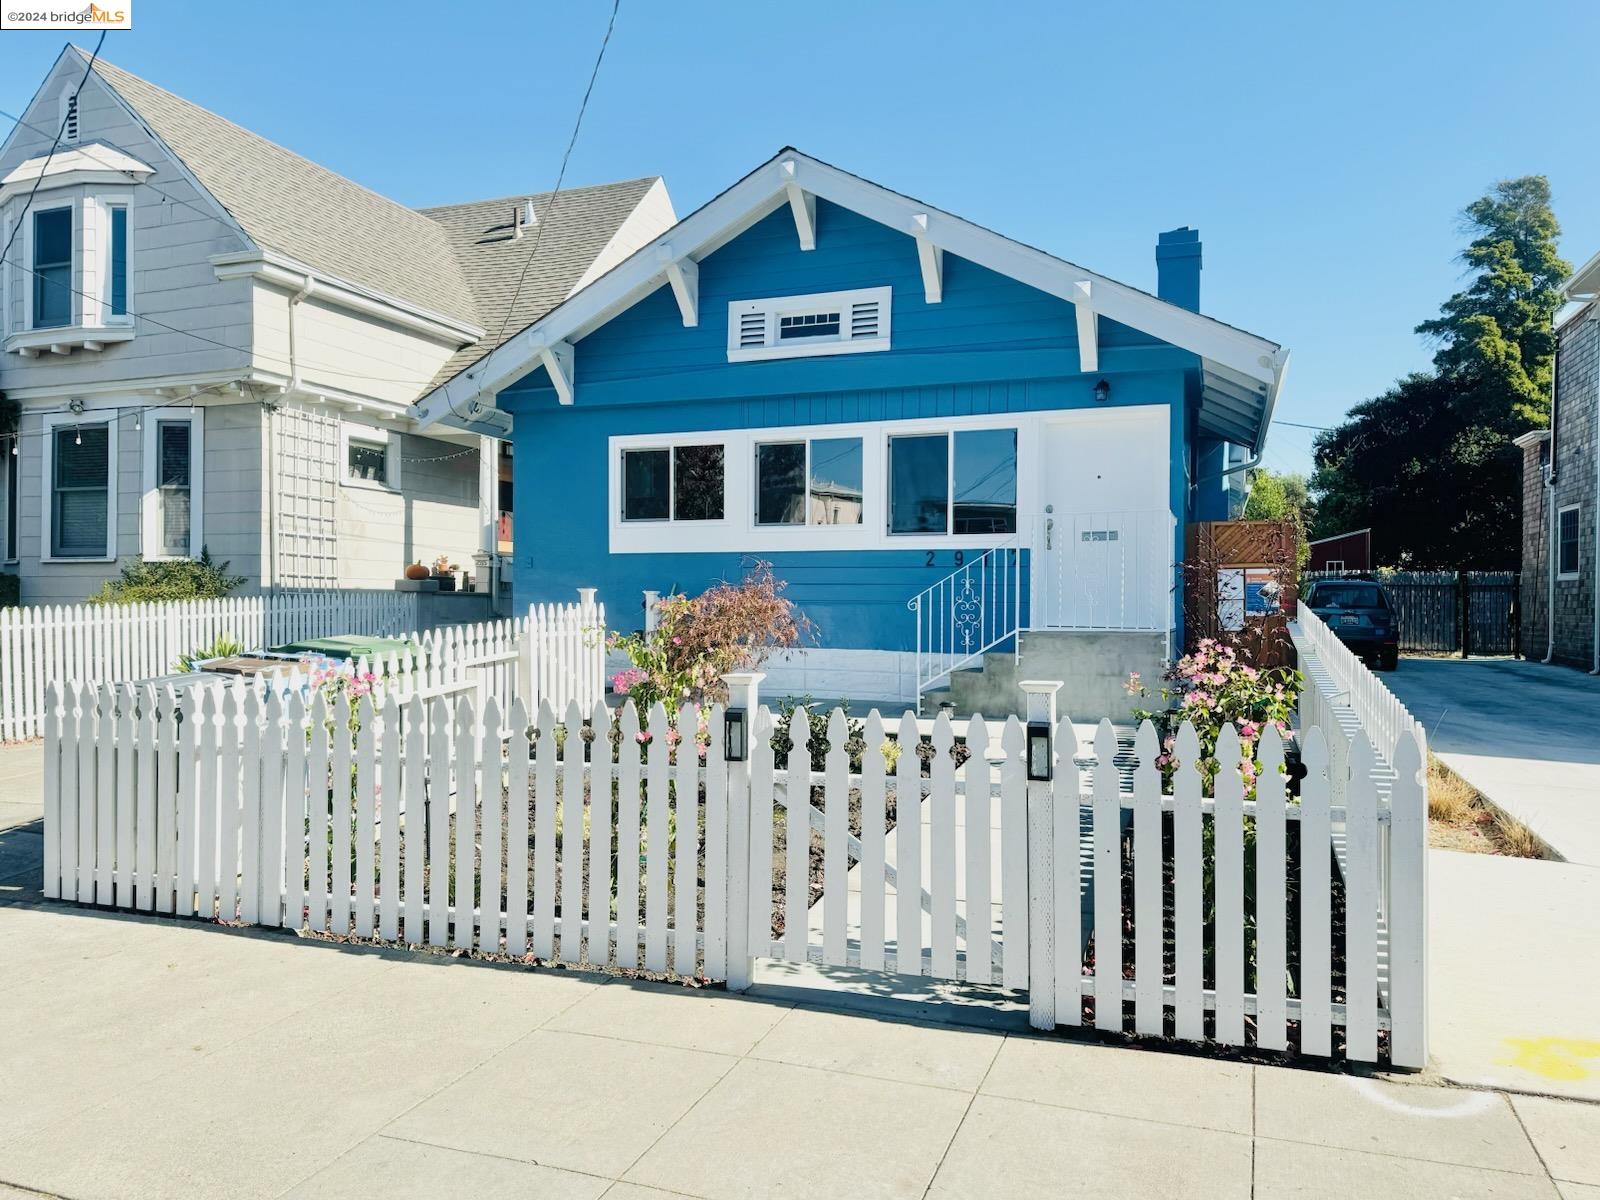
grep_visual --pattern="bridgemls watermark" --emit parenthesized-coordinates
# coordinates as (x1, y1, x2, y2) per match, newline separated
(1, 1, 130, 29)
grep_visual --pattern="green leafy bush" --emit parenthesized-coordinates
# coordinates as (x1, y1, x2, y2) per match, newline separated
(85, 549, 244, 605)
(0, 572, 18, 609)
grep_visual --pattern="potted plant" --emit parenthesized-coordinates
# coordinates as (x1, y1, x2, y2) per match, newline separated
(431, 554, 459, 592)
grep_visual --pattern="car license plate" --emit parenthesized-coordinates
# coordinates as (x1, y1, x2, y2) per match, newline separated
(1340, 615, 1359, 626)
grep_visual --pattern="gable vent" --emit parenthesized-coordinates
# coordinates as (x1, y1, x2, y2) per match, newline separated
(850, 299, 880, 340)
(738, 310, 766, 348)
(61, 91, 79, 144)
(727, 286, 893, 363)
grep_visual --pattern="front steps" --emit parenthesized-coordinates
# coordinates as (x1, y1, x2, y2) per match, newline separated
(921, 629, 1167, 723)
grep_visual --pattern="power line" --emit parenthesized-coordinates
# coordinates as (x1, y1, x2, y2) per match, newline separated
(0, 32, 106, 284)
(1272, 419, 1331, 432)
(446, 0, 621, 424)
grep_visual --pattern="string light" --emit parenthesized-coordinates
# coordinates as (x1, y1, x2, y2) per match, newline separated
(74, 426, 81, 446)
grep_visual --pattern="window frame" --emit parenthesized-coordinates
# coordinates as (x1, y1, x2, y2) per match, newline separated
(104, 199, 131, 324)
(727, 286, 892, 363)
(753, 435, 865, 528)
(30, 205, 74, 331)
(619, 441, 728, 525)
(140, 407, 204, 560)
(339, 422, 402, 492)
(40, 410, 117, 563)
(886, 427, 1019, 537)
(1557, 503, 1581, 581)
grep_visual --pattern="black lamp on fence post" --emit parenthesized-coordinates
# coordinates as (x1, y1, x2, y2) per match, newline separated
(1019, 679, 1064, 782)
(724, 707, 747, 762)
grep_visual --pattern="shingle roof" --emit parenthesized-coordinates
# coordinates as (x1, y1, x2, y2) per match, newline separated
(77, 48, 482, 327)
(420, 177, 659, 389)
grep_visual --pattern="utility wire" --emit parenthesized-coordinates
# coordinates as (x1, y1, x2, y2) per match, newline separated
(444, 0, 621, 424)
(0, 32, 106, 283)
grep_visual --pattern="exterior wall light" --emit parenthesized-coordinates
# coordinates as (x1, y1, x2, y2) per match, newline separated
(1093, 378, 1111, 403)
(1026, 720, 1052, 781)
(725, 708, 748, 762)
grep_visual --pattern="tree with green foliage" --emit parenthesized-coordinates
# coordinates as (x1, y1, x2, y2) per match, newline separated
(1242, 468, 1315, 565)
(1312, 177, 1570, 568)
(85, 548, 244, 605)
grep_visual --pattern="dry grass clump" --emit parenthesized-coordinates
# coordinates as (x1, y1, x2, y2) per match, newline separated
(1426, 756, 1547, 859)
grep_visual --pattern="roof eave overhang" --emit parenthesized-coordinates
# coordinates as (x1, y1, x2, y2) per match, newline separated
(413, 150, 1287, 446)
(211, 248, 486, 345)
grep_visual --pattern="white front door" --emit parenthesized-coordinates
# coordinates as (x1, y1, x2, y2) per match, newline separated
(1034, 408, 1171, 630)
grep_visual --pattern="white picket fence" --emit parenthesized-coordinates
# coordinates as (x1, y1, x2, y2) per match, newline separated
(41, 676, 1427, 1066)
(0, 591, 605, 742)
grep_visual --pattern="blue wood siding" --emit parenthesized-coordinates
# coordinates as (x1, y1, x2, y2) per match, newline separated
(503, 199, 1201, 650)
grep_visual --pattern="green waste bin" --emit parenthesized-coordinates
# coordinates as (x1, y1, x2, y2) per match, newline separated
(269, 635, 419, 662)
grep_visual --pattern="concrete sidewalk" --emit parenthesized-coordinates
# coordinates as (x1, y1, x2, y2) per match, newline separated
(1, 894, 1598, 1200)
(1386, 657, 1600, 865)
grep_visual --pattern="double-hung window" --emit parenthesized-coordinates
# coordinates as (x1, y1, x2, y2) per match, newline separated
(754, 436, 863, 526)
(144, 413, 202, 558)
(621, 444, 725, 522)
(1558, 504, 1580, 580)
(50, 423, 111, 558)
(887, 428, 1017, 535)
(3, 436, 18, 562)
(32, 207, 73, 329)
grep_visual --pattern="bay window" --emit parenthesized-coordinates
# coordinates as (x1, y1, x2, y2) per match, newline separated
(32, 207, 73, 329)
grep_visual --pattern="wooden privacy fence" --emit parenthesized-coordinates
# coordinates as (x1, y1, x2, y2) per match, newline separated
(0, 592, 605, 742)
(42, 675, 1427, 1067)
(1303, 570, 1519, 656)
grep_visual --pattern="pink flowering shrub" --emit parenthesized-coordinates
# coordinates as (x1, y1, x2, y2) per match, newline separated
(1128, 637, 1301, 796)
(608, 563, 811, 736)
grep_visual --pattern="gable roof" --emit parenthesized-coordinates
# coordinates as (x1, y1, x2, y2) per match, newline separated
(412, 148, 1290, 451)
(421, 177, 661, 390)
(75, 48, 482, 328)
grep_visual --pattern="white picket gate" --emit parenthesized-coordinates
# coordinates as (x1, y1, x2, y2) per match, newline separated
(42, 671, 1427, 1067)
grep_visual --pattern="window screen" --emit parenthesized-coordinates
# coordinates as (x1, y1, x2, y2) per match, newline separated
(622, 448, 669, 521)
(156, 421, 192, 555)
(888, 434, 949, 534)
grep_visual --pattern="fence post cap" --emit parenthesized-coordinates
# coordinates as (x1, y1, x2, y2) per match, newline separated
(1018, 679, 1063, 727)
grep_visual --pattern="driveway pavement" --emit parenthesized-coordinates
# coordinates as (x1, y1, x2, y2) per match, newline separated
(1386, 657, 1600, 865)
(1, 895, 1598, 1200)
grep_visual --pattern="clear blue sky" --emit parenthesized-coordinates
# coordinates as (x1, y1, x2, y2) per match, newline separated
(4, 0, 1597, 478)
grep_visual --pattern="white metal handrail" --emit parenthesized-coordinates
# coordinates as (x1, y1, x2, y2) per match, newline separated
(908, 535, 1024, 694)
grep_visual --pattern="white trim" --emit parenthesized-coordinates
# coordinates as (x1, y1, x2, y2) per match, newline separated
(1324, 560, 1345, 573)
(140, 408, 204, 560)
(414, 149, 1286, 434)
(726, 286, 892, 363)
(1557, 502, 1581, 581)
(339, 421, 402, 492)
(39, 409, 118, 563)
(605, 406, 1163, 556)
(209, 249, 484, 344)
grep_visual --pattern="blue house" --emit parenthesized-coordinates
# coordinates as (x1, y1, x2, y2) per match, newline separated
(415, 150, 1288, 718)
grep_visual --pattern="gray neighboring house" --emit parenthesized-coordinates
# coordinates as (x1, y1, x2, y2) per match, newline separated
(1518, 250, 1599, 671)
(0, 46, 673, 605)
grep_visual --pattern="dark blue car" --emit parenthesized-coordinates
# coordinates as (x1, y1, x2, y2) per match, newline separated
(1303, 579, 1399, 670)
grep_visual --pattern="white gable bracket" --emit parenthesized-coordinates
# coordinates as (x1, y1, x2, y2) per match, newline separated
(1071, 279, 1097, 373)
(782, 160, 816, 251)
(658, 247, 699, 327)
(912, 214, 942, 304)
(540, 341, 575, 406)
